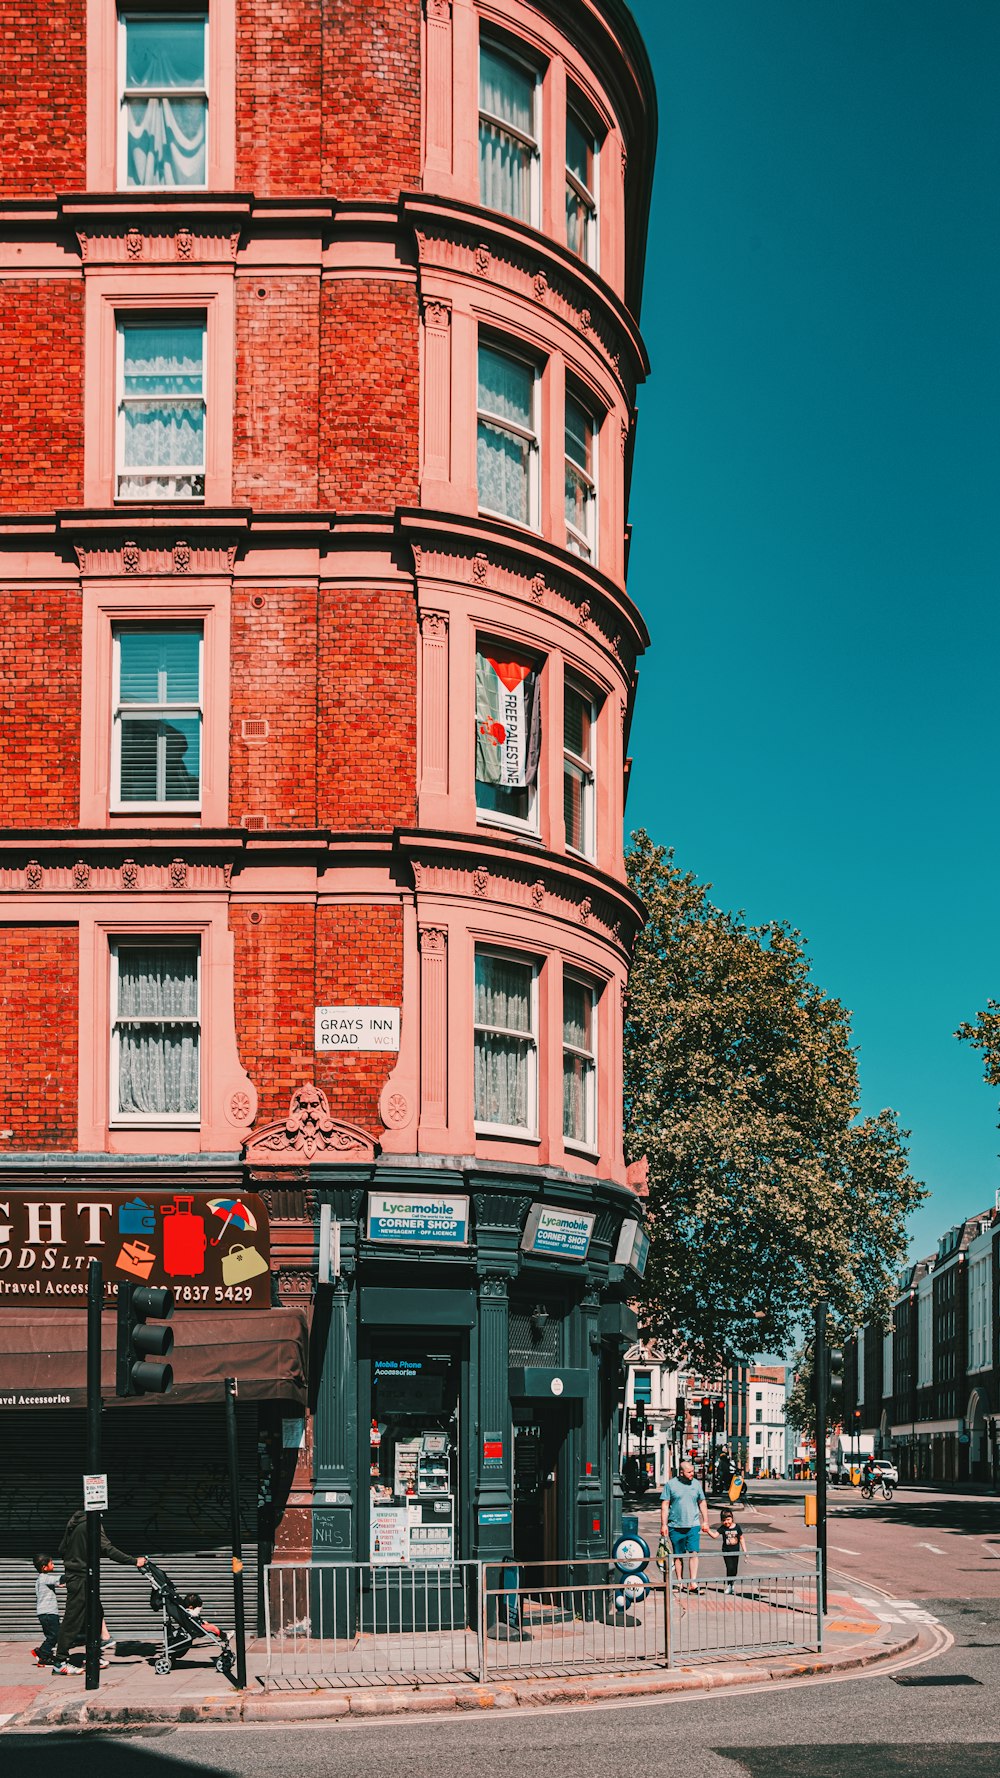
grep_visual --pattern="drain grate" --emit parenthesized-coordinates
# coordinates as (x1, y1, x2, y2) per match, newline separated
(891, 1673, 982, 1687)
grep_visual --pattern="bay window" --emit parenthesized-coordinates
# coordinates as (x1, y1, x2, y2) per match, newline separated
(479, 38, 540, 225)
(475, 644, 540, 829)
(477, 342, 539, 528)
(117, 318, 206, 501)
(563, 973, 597, 1148)
(564, 389, 597, 559)
(120, 11, 208, 188)
(113, 624, 202, 809)
(474, 951, 537, 1135)
(563, 678, 595, 857)
(566, 99, 598, 264)
(111, 940, 200, 1123)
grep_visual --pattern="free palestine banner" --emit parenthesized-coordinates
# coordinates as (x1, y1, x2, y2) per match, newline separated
(475, 651, 540, 790)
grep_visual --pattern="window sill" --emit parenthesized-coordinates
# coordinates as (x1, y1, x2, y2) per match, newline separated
(110, 1116, 201, 1130)
(111, 805, 203, 817)
(474, 1123, 539, 1144)
(563, 1139, 600, 1161)
(476, 811, 542, 845)
(477, 504, 541, 537)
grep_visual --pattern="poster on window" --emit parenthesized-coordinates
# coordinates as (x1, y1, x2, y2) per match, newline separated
(475, 652, 540, 791)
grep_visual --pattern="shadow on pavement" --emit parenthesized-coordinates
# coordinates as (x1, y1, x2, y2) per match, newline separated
(830, 1498, 999, 1534)
(0, 1739, 230, 1778)
(716, 1746, 1000, 1777)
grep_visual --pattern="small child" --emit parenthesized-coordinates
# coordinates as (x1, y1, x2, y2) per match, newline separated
(31, 1553, 62, 1666)
(718, 1507, 746, 1593)
(180, 1593, 222, 1640)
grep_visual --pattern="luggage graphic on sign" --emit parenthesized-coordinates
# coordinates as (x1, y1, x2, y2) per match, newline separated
(116, 1240, 155, 1280)
(160, 1194, 207, 1277)
(118, 1197, 155, 1235)
(221, 1243, 268, 1286)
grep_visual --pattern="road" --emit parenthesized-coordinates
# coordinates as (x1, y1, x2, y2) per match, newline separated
(3, 1486, 997, 1778)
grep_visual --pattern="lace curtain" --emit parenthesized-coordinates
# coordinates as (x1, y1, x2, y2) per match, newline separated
(125, 17, 207, 187)
(563, 979, 594, 1142)
(477, 346, 533, 522)
(116, 946, 199, 1116)
(120, 325, 204, 498)
(479, 43, 534, 219)
(474, 955, 533, 1128)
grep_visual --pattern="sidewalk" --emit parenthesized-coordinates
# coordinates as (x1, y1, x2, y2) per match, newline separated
(0, 1587, 931, 1730)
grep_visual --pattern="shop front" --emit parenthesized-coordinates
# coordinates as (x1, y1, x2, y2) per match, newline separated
(0, 1176, 308, 1637)
(307, 1171, 643, 1592)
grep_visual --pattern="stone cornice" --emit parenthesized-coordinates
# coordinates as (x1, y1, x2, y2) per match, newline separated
(397, 508, 648, 671)
(401, 192, 649, 389)
(397, 827, 644, 954)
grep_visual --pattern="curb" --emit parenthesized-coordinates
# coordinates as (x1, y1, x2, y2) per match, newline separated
(8, 1629, 922, 1729)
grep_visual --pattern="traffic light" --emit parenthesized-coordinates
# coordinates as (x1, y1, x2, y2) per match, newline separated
(630, 1413, 644, 1435)
(829, 1346, 844, 1418)
(850, 1407, 862, 1432)
(116, 1279, 175, 1396)
(675, 1393, 686, 1422)
(700, 1396, 711, 1421)
(714, 1398, 726, 1432)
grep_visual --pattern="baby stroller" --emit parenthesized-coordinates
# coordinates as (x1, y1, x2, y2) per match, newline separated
(144, 1558, 235, 1679)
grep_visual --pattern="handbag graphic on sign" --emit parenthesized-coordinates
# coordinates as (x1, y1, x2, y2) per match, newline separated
(116, 1240, 155, 1280)
(160, 1194, 207, 1277)
(221, 1243, 268, 1286)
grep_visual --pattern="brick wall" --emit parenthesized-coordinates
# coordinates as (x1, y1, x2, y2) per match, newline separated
(317, 584, 416, 829)
(0, 926, 79, 1146)
(234, 277, 321, 507)
(0, 588, 81, 824)
(319, 281, 419, 509)
(231, 903, 317, 1126)
(320, 0, 421, 198)
(315, 904, 402, 1128)
(229, 584, 319, 827)
(0, 1, 86, 193)
(231, 903, 402, 1134)
(0, 284, 84, 508)
(235, 0, 323, 195)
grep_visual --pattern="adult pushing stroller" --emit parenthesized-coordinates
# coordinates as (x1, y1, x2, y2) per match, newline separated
(144, 1558, 235, 1679)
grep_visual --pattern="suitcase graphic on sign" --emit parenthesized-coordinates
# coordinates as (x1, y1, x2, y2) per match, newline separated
(160, 1194, 207, 1277)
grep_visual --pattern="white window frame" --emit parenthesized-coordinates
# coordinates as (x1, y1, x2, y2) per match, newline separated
(565, 95, 599, 268)
(474, 641, 541, 840)
(562, 674, 596, 859)
(562, 970, 597, 1152)
(116, 314, 207, 502)
(478, 35, 542, 229)
(477, 341, 540, 532)
(112, 623, 204, 813)
(110, 938, 201, 1127)
(118, 9, 209, 191)
(473, 948, 538, 1139)
(564, 388, 598, 561)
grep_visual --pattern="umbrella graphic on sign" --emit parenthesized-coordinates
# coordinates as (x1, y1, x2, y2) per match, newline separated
(206, 1198, 259, 1247)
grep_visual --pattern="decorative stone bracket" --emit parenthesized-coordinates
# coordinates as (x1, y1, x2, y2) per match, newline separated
(243, 1085, 380, 1166)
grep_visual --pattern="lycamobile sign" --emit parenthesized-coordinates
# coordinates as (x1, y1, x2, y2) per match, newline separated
(521, 1203, 595, 1261)
(367, 1194, 469, 1246)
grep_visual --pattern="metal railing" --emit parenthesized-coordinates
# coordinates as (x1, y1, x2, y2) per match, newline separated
(264, 1560, 481, 1687)
(263, 1550, 823, 1689)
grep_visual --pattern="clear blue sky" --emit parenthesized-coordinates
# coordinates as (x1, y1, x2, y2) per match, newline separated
(625, 0, 1000, 1261)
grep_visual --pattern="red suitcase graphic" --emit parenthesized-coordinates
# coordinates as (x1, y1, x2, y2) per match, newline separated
(161, 1194, 207, 1277)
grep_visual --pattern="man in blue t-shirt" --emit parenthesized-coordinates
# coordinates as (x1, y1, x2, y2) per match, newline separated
(660, 1458, 716, 1590)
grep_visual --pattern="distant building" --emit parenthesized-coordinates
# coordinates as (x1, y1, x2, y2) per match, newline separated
(846, 1206, 999, 1485)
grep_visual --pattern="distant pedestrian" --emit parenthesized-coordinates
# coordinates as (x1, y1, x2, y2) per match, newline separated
(660, 1458, 717, 1591)
(718, 1507, 746, 1593)
(31, 1553, 62, 1667)
(715, 1447, 734, 1493)
(51, 1510, 146, 1676)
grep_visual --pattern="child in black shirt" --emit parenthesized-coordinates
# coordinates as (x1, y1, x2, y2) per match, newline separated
(718, 1507, 746, 1593)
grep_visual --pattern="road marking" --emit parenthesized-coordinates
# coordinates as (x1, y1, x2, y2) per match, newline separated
(830, 1545, 860, 1554)
(916, 1541, 946, 1555)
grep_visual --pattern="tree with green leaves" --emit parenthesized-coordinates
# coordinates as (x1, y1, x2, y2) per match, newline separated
(955, 1003, 1000, 1128)
(624, 831, 924, 1369)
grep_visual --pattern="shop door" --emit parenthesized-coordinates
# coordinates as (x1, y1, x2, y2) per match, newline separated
(513, 1410, 562, 1584)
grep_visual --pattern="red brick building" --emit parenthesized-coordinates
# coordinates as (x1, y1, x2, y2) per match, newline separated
(0, 0, 655, 1631)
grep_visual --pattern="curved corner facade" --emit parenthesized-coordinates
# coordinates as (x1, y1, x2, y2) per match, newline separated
(0, 0, 656, 1615)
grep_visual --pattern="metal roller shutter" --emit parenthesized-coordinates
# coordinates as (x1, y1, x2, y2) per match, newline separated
(0, 1405, 258, 1639)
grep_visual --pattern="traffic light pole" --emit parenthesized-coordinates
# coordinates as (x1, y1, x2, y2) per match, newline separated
(85, 1259, 103, 1692)
(814, 1298, 828, 1616)
(224, 1377, 248, 1688)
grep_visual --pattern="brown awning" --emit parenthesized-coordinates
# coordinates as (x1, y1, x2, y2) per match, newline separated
(0, 1307, 308, 1409)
